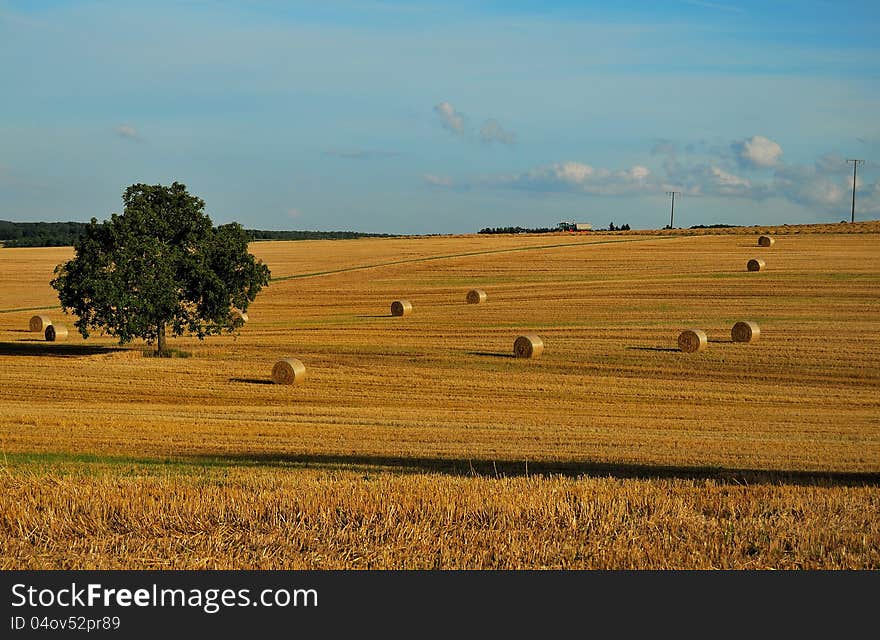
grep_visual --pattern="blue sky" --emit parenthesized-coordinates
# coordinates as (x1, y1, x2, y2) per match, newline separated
(1, 0, 878, 233)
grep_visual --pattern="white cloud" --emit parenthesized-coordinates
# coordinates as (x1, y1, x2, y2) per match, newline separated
(435, 103, 517, 145)
(423, 174, 452, 187)
(630, 165, 651, 180)
(434, 102, 465, 135)
(114, 124, 140, 140)
(479, 118, 516, 145)
(732, 135, 783, 168)
(711, 166, 751, 192)
(437, 135, 874, 217)
(550, 161, 594, 184)
(486, 161, 656, 195)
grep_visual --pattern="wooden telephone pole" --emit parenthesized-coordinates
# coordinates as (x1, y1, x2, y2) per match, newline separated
(846, 159, 864, 223)
(666, 191, 681, 229)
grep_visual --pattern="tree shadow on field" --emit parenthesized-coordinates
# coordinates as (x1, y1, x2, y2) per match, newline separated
(195, 452, 880, 488)
(626, 346, 680, 353)
(468, 351, 515, 359)
(229, 377, 275, 385)
(0, 341, 128, 357)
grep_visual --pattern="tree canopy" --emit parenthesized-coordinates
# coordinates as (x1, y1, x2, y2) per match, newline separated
(51, 182, 271, 353)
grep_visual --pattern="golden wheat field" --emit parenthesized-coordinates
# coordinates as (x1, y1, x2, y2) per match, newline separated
(1, 223, 878, 569)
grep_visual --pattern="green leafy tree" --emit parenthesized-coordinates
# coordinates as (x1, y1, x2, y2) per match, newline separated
(51, 182, 271, 353)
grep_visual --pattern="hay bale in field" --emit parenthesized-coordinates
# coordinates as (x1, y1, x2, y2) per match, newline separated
(232, 309, 249, 324)
(731, 321, 760, 343)
(678, 329, 707, 353)
(271, 358, 306, 385)
(45, 324, 68, 342)
(391, 300, 412, 316)
(758, 235, 775, 247)
(29, 314, 52, 333)
(513, 334, 544, 359)
(747, 258, 766, 272)
(466, 289, 487, 304)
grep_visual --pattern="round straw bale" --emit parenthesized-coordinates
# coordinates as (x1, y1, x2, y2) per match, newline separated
(747, 258, 766, 272)
(29, 314, 52, 332)
(466, 289, 487, 304)
(758, 235, 775, 247)
(45, 324, 68, 342)
(678, 329, 707, 353)
(731, 321, 760, 343)
(391, 300, 412, 316)
(513, 334, 544, 359)
(271, 358, 306, 385)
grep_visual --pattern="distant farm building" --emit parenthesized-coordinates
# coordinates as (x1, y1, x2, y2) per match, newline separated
(558, 221, 592, 232)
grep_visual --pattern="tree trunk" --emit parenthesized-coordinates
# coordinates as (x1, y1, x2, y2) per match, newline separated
(157, 322, 166, 354)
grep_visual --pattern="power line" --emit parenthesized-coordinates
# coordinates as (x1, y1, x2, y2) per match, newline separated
(665, 191, 681, 229)
(846, 159, 865, 223)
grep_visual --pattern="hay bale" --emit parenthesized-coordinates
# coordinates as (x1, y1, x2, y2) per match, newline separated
(271, 358, 306, 385)
(747, 258, 766, 272)
(466, 289, 487, 304)
(758, 235, 775, 247)
(391, 300, 412, 316)
(45, 324, 68, 342)
(232, 309, 249, 324)
(29, 315, 52, 332)
(513, 334, 544, 359)
(731, 321, 760, 343)
(678, 329, 707, 353)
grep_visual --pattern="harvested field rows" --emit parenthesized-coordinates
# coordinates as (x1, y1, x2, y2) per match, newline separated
(0, 226, 878, 568)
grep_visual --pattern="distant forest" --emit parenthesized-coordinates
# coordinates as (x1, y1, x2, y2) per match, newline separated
(478, 226, 558, 234)
(479, 222, 630, 234)
(0, 220, 395, 247)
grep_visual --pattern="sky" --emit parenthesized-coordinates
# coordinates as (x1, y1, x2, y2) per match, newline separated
(1, 0, 879, 234)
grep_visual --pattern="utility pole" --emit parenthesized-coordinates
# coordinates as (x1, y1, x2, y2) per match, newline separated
(846, 159, 864, 223)
(665, 191, 681, 229)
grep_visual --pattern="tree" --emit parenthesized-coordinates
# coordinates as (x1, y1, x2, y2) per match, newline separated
(51, 182, 271, 354)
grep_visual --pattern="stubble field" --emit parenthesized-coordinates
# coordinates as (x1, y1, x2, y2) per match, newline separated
(0, 224, 878, 569)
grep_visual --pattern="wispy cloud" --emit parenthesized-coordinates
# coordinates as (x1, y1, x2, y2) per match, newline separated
(113, 124, 141, 141)
(651, 139, 677, 156)
(423, 174, 453, 187)
(434, 102, 517, 146)
(442, 133, 880, 214)
(478, 161, 654, 196)
(434, 102, 465, 135)
(479, 119, 516, 145)
(323, 149, 400, 159)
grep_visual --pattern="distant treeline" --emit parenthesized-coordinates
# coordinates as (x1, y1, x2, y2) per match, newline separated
(0, 220, 395, 247)
(480, 223, 632, 233)
(245, 229, 395, 241)
(478, 226, 558, 234)
(0, 221, 90, 247)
